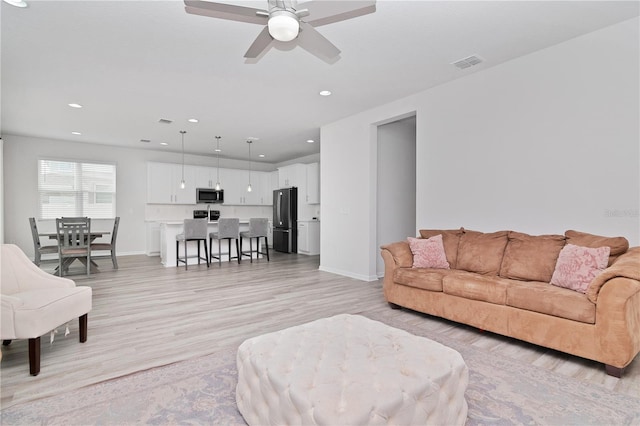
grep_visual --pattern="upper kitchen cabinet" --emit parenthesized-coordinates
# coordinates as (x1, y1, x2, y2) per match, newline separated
(194, 165, 221, 189)
(306, 162, 320, 204)
(278, 163, 307, 188)
(219, 169, 272, 205)
(147, 162, 196, 204)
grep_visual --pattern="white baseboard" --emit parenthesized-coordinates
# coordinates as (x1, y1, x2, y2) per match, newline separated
(318, 265, 379, 282)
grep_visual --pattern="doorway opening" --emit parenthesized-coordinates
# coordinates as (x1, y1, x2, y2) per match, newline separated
(376, 115, 417, 277)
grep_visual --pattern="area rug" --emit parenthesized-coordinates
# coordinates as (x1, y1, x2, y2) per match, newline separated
(2, 312, 639, 425)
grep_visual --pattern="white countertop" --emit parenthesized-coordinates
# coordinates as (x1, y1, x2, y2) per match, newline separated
(158, 220, 252, 225)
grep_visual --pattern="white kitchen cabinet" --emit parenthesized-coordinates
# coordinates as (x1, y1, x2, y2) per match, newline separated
(146, 221, 161, 256)
(147, 162, 196, 204)
(219, 168, 245, 205)
(194, 165, 221, 189)
(147, 162, 273, 205)
(297, 220, 320, 255)
(278, 163, 306, 188)
(255, 171, 275, 205)
(306, 162, 320, 204)
(220, 169, 273, 205)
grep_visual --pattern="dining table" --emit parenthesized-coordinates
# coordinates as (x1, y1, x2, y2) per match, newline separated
(39, 231, 110, 274)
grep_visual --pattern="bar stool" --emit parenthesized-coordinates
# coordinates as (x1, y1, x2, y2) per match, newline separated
(240, 218, 270, 263)
(210, 218, 240, 266)
(176, 219, 209, 270)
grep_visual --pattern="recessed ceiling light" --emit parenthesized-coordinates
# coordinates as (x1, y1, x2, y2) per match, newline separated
(188, 118, 199, 123)
(160, 142, 169, 146)
(214, 148, 221, 152)
(3, 0, 28, 8)
(319, 90, 332, 96)
(259, 154, 265, 158)
(71, 131, 82, 135)
(68, 103, 83, 109)
(306, 139, 315, 143)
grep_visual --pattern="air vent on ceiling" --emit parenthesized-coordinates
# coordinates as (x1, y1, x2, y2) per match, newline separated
(140, 139, 151, 143)
(158, 118, 173, 124)
(451, 55, 484, 70)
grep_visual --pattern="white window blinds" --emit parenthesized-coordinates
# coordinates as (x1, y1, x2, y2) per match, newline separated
(38, 159, 116, 219)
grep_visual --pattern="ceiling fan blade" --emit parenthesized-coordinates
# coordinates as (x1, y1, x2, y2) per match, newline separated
(244, 26, 274, 59)
(302, 1, 376, 27)
(184, 0, 268, 25)
(297, 22, 341, 61)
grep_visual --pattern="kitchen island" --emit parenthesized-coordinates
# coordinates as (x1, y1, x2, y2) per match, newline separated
(159, 220, 262, 267)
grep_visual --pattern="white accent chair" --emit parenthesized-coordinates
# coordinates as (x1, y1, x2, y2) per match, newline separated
(1, 244, 92, 375)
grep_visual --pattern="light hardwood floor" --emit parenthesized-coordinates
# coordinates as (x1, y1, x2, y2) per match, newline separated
(1, 252, 638, 409)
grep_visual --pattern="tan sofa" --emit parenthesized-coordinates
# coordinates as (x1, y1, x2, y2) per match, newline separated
(380, 228, 640, 377)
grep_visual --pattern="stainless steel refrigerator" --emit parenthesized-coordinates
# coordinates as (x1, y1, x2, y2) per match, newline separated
(273, 187, 297, 253)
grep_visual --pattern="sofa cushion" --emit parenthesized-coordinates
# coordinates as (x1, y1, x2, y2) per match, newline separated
(394, 268, 452, 291)
(456, 230, 509, 275)
(407, 235, 450, 269)
(550, 244, 610, 293)
(506, 280, 596, 324)
(565, 229, 629, 266)
(499, 231, 566, 282)
(442, 271, 512, 305)
(419, 228, 465, 269)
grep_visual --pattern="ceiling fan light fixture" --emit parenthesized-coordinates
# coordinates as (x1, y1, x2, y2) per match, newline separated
(3, 0, 28, 8)
(268, 12, 299, 42)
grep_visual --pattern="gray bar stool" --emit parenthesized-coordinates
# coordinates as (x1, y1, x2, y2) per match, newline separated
(240, 218, 270, 262)
(176, 219, 209, 270)
(210, 218, 241, 266)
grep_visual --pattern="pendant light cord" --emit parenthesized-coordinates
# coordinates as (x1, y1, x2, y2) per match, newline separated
(215, 136, 221, 190)
(180, 131, 186, 188)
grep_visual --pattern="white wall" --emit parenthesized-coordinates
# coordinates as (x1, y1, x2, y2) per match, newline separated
(2, 134, 277, 258)
(320, 17, 640, 281)
(0, 138, 4, 244)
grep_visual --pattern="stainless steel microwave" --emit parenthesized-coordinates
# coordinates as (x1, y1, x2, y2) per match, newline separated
(196, 188, 224, 204)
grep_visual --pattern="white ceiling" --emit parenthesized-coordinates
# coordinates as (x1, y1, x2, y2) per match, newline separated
(2, 1, 638, 163)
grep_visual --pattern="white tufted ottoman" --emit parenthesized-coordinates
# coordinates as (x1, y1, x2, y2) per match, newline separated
(236, 314, 469, 425)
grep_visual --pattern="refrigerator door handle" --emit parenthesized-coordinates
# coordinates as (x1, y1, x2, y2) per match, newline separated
(277, 192, 282, 225)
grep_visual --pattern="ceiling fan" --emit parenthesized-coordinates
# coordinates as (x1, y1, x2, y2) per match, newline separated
(184, 0, 376, 63)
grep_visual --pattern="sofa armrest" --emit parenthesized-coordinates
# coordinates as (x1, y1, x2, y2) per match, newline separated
(380, 241, 413, 268)
(1, 294, 23, 340)
(587, 246, 640, 303)
(595, 277, 640, 367)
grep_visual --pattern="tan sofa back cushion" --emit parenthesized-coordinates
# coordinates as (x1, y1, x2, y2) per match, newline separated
(456, 230, 509, 275)
(565, 230, 629, 266)
(419, 228, 465, 269)
(499, 231, 566, 282)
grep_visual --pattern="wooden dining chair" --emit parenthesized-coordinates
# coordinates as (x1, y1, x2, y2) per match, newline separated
(56, 217, 91, 277)
(29, 217, 58, 266)
(90, 217, 120, 269)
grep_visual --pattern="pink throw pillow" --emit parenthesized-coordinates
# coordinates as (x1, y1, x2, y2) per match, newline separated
(407, 235, 450, 269)
(550, 244, 610, 293)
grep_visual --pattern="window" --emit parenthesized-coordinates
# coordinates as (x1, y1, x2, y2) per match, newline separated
(38, 159, 116, 219)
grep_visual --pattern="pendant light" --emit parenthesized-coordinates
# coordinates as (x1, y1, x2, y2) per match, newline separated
(246, 140, 253, 193)
(179, 130, 186, 189)
(215, 136, 222, 191)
